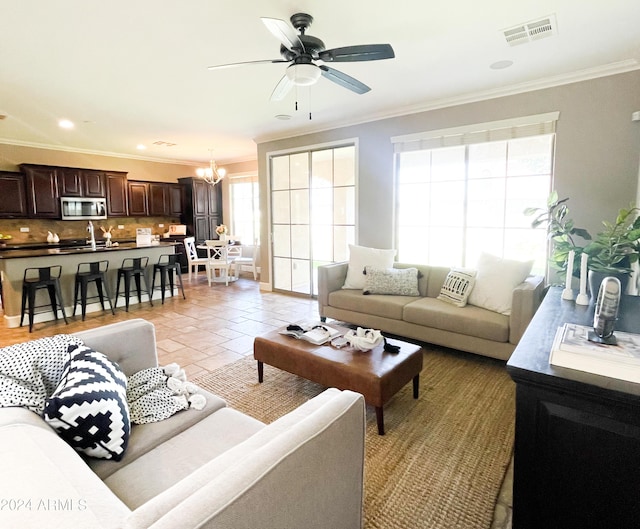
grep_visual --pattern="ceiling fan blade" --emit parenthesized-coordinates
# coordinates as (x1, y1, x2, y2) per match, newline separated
(270, 74, 295, 101)
(319, 65, 370, 94)
(319, 44, 395, 62)
(261, 17, 303, 52)
(208, 59, 288, 71)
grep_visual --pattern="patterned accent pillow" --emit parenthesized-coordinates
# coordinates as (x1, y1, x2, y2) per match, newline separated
(0, 334, 84, 414)
(437, 268, 477, 307)
(43, 344, 130, 461)
(363, 266, 420, 296)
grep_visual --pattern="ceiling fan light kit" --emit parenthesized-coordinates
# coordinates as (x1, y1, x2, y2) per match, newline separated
(208, 12, 395, 102)
(286, 63, 321, 86)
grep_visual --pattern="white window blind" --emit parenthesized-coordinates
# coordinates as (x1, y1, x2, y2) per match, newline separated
(391, 112, 559, 153)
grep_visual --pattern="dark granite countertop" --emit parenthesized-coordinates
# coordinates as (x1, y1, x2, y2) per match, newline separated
(0, 241, 178, 259)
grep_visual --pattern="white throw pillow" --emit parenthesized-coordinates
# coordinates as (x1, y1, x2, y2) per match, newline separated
(342, 245, 396, 290)
(437, 268, 477, 307)
(467, 253, 534, 315)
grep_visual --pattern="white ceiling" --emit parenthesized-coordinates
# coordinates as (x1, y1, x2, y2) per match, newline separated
(1, 1, 639, 165)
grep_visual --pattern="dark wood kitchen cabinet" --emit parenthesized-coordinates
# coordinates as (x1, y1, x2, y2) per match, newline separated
(20, 164, 60, 218)
(149, 183, 183, 217)
(178, 177, 221, 242)
(0, 171, 28, 218)
(105, 171, 128, 217)
(128, 181, 149, 216)
(59, 169, 105, 198)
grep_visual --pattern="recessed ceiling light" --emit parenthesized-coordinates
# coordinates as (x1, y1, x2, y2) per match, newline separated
(490, 60, 514, 70)
(58, 119, 74, 129)
(136, 144, 146, 150)
(275, 114, 292, 120)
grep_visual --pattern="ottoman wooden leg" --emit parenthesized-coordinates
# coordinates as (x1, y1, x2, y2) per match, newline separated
(375, 407, 385, 435)
(413, 374, 420, 398)
(257, 361, 264, 383)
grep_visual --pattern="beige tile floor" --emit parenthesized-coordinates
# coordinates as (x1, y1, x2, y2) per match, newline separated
(0, 270, 512, 528)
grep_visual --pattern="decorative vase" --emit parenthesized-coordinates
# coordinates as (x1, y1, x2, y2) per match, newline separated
(219, 233, 227, 241)
(587, 270, 630, 302)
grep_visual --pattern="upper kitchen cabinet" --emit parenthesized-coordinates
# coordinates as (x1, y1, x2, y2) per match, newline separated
(128, 181, 149, 217)
(105, 171, 128, 217)
(59, 168, 106, 198)
(149, 182, 184, 217)
(0, 171, 28, 218)
(20, 164, 61, 218)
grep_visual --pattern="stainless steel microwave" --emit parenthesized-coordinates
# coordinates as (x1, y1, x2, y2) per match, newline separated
(60, 197, 108, 220)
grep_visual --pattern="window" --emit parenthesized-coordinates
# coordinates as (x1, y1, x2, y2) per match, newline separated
(229, 175, 259, 244)
(393, 113, 557, 276)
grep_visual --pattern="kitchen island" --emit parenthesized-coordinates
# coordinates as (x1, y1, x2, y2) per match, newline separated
(0, 242, 178, 328)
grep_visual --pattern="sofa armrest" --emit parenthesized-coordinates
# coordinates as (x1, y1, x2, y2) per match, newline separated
(509, 275, 545, 345)
(125, 389, 366, 529)
(318, 262, 348, 318)
(74, 318, 158, 376)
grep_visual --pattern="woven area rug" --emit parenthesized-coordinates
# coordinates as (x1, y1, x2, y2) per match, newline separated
(192, 347, 515, 529)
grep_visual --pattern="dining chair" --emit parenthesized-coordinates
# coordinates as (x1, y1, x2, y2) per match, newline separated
(183, 236, 209, 282)
(231, 240, 260, 280)
(204, 240, 236, 286)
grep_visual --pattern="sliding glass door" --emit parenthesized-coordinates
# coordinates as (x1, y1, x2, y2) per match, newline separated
(270, 145, 356, 296)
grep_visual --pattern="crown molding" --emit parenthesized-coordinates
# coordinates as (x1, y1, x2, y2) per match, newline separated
(0, 137, 258, 166)
(255, 59, 640, 144)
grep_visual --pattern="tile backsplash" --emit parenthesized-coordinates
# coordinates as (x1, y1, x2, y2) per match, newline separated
(0, 216, 181, 244)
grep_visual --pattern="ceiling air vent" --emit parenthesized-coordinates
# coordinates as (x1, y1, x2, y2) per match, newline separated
(503, 14, 557, 46)
(152, 140, 177, 147)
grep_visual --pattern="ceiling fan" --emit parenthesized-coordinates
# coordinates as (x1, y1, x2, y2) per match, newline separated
(208, 13, 395, 101)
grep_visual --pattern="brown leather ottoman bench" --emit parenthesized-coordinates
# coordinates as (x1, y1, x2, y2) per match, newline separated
(253, 326, 424, 435)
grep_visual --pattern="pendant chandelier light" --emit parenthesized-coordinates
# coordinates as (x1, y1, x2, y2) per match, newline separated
(196, 149, 226, 186)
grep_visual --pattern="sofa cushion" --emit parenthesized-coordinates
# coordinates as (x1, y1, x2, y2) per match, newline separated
(104, 407, 265, 509)
(468, 253, 533, 315)
(0, 422, 130, 529)
(437, 268, 477, 307)
(43, 344, 130, 461)
(403, 297, 509, 342)
(363, 266, 420, 296)
(0, 334, 84, 414)
(328, 289, 418, 320)
(342, 245, 396, 289)
(87, 387, 226, 480)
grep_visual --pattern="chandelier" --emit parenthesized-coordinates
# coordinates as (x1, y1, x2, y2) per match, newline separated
(196, 150, 226, 186)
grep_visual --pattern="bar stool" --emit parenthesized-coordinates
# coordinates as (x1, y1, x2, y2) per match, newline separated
(20, 265, 68, 333)
(114, 257, 153, 312)
(151, 254, 186, 304)
(72, 260, 115, 321)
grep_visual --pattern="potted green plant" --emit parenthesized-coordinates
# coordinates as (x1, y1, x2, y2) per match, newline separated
(524, 190, 591, 277)
(583, 205, 640, 295)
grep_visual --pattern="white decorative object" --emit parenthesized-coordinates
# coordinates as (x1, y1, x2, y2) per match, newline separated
(562, 250, 575, 300)
(52, 233, 59, 243)
(46, 231, 54, 243)
(576, 252, 589, 305)
(344, 327, 384, 351)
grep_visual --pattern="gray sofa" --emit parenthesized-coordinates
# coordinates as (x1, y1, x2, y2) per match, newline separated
(318, 262, 544, 361)
(0, 319, 366, 529)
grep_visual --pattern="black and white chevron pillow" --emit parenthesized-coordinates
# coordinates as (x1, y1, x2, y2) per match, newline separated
(43, 344, 130, 461)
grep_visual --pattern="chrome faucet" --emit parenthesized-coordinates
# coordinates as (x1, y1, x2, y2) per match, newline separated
(87, 221, 96, 250)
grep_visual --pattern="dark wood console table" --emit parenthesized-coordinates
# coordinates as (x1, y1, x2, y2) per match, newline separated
(506, 287, 640, 529)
